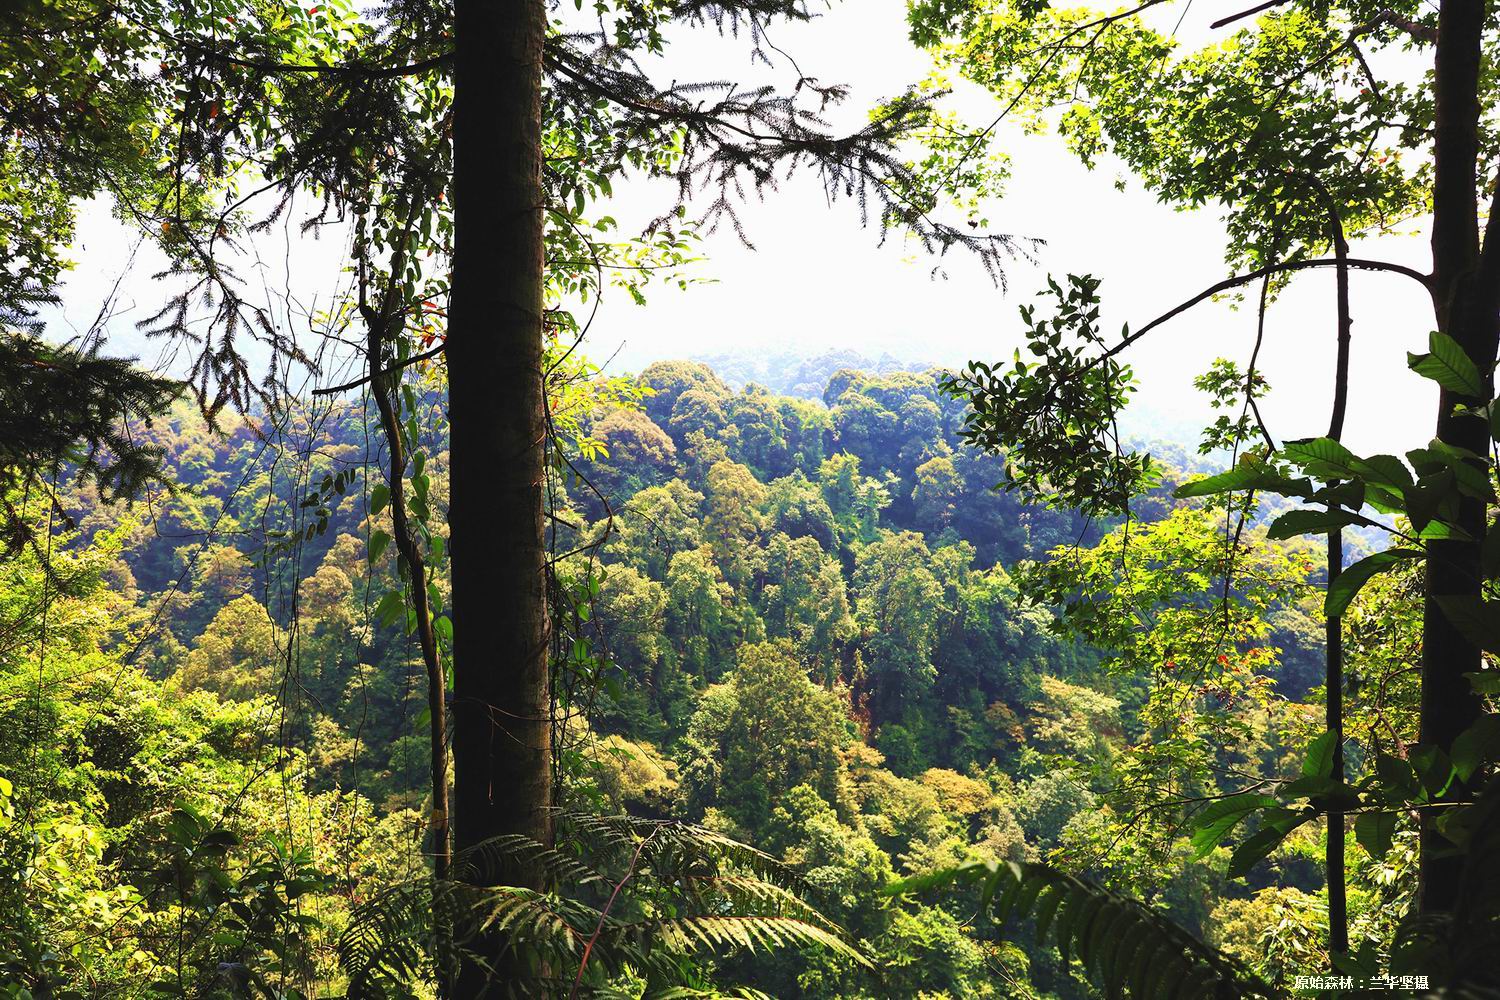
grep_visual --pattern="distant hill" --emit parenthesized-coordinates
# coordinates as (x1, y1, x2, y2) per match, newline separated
(689, 347, 938, 400)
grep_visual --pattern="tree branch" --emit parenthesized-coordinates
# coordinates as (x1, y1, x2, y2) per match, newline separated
(312, 343, 445, 396)
(1117, 256, 1431, 355)
(1211, 0, 1293, 30)
(170, 32, 452, 78)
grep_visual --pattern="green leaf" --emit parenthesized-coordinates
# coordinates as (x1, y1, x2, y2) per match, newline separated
(369, 482, 390, 517)
(1173, 460, 1301, 499)
(1190, 794, 1277, 859)
(1354, 812, 1396, 859)
(1282, 437, 1362, 480)
(1352, 454, 1414, 491)
(1435, 595, 1500, 654)
(1466, 671, 1500, 696)
(1266, 508, 1363, 540)
(1409, 745, 1455, 799)
(1418, 519, 1472, 541)
(1373, 753, 1421, 802)
(1451, 715, 1500, 783)
(1303, 731, 1338, 779)
(1408, 331, 1485, 397)
(369, 530, 392, 563)
(1326, 549, 1423, 617)
(1227, 816, 1303, 879)
(375, 590, 406, 628)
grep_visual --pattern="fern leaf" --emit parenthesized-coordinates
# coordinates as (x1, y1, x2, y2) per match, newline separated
(887, 859, 1274, 999)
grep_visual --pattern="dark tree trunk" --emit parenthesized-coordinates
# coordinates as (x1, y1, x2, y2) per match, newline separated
(449, 0, 553, 989)
(1419, 0, 1492, 916)
(1325, 193, 1350, 956)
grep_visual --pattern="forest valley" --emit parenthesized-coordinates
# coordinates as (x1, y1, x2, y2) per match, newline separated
(3, 0, 1500, 997)
(0, 353, 1484, 998)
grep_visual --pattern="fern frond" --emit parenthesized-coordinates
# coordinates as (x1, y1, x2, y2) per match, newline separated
(646, 988, 776, 999)
(671, 874, 843, 932)
(465, 886, 592, 954)
(643, 914, 871, 968)
(337, 882, 432, 998)
(562, 812, 807, 891)
(335, 813, 866, 996)
(887, 860, 1274, 999)
(454, 832, 608, 888)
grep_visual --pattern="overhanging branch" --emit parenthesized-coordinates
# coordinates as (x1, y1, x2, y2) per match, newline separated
(1117, 256, 1431, 354)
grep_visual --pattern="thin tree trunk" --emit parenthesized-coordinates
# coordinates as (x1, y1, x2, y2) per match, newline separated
(449, 0, 553, 990)
(1420, 0, 1491, 916)
(1324, 193, 1351, 958)
(366, 314, 451, 886)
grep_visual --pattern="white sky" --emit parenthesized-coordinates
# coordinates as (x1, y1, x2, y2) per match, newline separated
(43, 0, 1442, 456)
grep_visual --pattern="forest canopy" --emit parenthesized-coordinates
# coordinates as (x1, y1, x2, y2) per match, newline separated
(3, 0, 1500, 997)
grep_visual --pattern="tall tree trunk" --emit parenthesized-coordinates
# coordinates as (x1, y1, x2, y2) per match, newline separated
(449, 0, 553, 989)
(1419, 0, 1491, 916)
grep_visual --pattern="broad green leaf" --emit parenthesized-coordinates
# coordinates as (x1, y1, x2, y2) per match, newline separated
(1354, 812, 1396, 858)
(369, 529, 392, 563)
(1418, 519, 1472, 541)
(1303, 732, 1338, 779)
(1373, 754, 1420, 802)
(375, 590, 406, 628)
(1467, 671, 1500, 696)
(1173, 459, 1301, 499)
(369, 482, 390, 516)
(1282, 437, 1362, 480)
(1353, 454, 1414, 491)
(1227, 811, 1308, 879)
(1409, 745, 1455, 799)
(1434, 596, 1500, 654)
(1451, 715, 1500, 783)
(1408, 331, 1485, 397)
(1326, 549, 1423, 617)
(1266, 508, 1364, 540)
(1190, 793, 1277, 858)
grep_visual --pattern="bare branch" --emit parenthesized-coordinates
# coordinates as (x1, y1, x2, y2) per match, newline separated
(312, 344, 446, 396)
(1120, 256, 1431, 353)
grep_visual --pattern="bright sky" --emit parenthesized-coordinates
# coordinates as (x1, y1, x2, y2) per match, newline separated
(44, 0, 1441, 456)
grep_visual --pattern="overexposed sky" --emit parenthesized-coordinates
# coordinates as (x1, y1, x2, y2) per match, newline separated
(43, 0, 1441, 455)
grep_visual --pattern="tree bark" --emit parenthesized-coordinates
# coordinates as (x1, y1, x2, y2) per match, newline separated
(449, 0, 553, 990)
(1419, 0, 1492, 916)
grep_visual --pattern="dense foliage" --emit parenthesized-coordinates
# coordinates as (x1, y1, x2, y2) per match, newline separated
(4, 353, 1444, 997)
